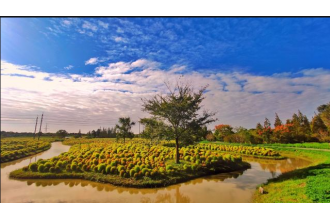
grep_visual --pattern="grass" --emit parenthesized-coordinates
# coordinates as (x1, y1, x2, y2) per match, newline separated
(200, 140, 330, 150)
(252, 147, 330, 203)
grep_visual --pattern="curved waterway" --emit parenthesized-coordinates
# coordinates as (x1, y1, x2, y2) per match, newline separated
(1, 142, 312, 203)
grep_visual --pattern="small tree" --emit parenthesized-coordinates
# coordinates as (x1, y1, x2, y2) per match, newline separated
(142, 82, 217, 163)
(56, 130, 68, 138)
(115, 117, 135, 143)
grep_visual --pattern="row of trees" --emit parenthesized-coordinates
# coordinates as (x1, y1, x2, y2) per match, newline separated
(206, 102, 330, 144)
(86, 127, 116, 138)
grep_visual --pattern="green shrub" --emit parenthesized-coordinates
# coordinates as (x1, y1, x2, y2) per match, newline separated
(130, 169, 135, 177)
(134, 165, 140, 173)
(71, 163, 77, 171)
(49, 167, 55, 173)
(141, 168, 148, 175)
(105, 165, 111, 174)
(38, 164, 45, 172)
(110, 166, 116, 174)
(29, 163, 38, 172)
(183, 164, 191, 171)
(98, 163, 106, 173)
(166, 165, 173, 170)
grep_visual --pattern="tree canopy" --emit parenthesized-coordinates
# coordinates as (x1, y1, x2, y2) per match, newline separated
(142, 82, 217, 163)
(115, 117, 135, 143)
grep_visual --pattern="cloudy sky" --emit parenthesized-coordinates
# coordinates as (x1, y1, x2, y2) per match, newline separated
(1, 17, 330, 133)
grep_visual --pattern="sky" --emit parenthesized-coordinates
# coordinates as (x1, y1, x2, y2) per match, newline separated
(1, 17, 330, 133)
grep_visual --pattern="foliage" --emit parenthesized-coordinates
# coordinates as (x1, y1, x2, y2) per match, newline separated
(18, 138, 250, 182)
(1, 137, 54, 163)
(56, 130, 68, 138)
(115, 117, 135, 143)
(142, 82, 217, 163)
(214, 124, 234, 141)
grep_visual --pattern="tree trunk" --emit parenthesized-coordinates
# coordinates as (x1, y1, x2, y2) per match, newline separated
(175, 137, 180, 164)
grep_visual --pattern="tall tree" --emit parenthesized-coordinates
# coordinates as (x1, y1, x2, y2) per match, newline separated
(142, 82, 217, 163)
(274, 113, 282, 127)
(319, 102, 330, 131)
(214, 124, 234, 141)
(262, 118, 272, 143)
(115, 117, 135, 143)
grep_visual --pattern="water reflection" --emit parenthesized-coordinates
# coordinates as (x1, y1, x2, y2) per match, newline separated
(1, 142, 313, 203)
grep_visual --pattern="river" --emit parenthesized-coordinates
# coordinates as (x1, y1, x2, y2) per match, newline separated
(1, 142, 312, 203)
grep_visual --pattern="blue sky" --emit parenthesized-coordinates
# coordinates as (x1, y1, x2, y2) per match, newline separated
(1, 17, 330, 132)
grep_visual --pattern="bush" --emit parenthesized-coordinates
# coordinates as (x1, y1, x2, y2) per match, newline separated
(166, 165, 173, 170)
(49, 167, 55, 173)
(141, 168, 148, 175)
(183, 164, 191, 171)
(130, 169, 135, 177)
(98, 163, 106, 173)
(105, 165, 111, 174)
(71, 163, 78, 171)
(38, 164, 45, 172)
(134, 165, 140, 173)
(29, 163, 38, 172)
(110, 166, 117, 174)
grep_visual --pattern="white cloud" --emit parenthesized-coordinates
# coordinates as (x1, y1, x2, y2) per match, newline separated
(82, 21, 98, 32)
(1, 59, 329, 133)
(114, 36, 127, 43)
(85, 57, 99, 65)
(64, 65, 74, 70)
(98, 21, 109, 29)
(62, 20, 72, 26)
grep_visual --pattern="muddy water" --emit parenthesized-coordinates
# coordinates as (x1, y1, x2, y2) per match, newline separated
(1, 142, 312, 203)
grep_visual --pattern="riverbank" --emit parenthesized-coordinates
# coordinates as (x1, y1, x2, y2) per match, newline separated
(10, 161, 251, 188)
(253, 147, 330, 203)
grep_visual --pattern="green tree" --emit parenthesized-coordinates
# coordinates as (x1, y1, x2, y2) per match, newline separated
(115, 117, 135, 143)
(214, 124, 234, 141)
(140, 117, 170, 145)
(319, 102, 330, 131)
(274, 113, 282, 127)
(142, 82, 217, 163)
(56, 130, 68, 138)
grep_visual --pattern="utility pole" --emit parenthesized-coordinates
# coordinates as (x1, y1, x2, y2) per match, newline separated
(139, 122, 140, 135)
(38, 113, 44, 140)
(33, 116, 38, 139)
(45, 123, 48, 133)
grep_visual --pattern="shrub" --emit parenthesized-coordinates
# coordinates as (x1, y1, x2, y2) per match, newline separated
(141, 168, 148, 175)
(105, 165, 111, 174)
(183, 164, 191, 171)
(119, 170, 125, 177)
(166, 165, 173, 170)
(134, 165, 140, 173)
(71, 163, 78, 171)
(38, 164, 45, 172)
(110, 166, 117, 174)
(49, 167, 55, 173)
(29, 163, 38, 172)
(130, 169, 135, 177)
(98, 163, 106, 173)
